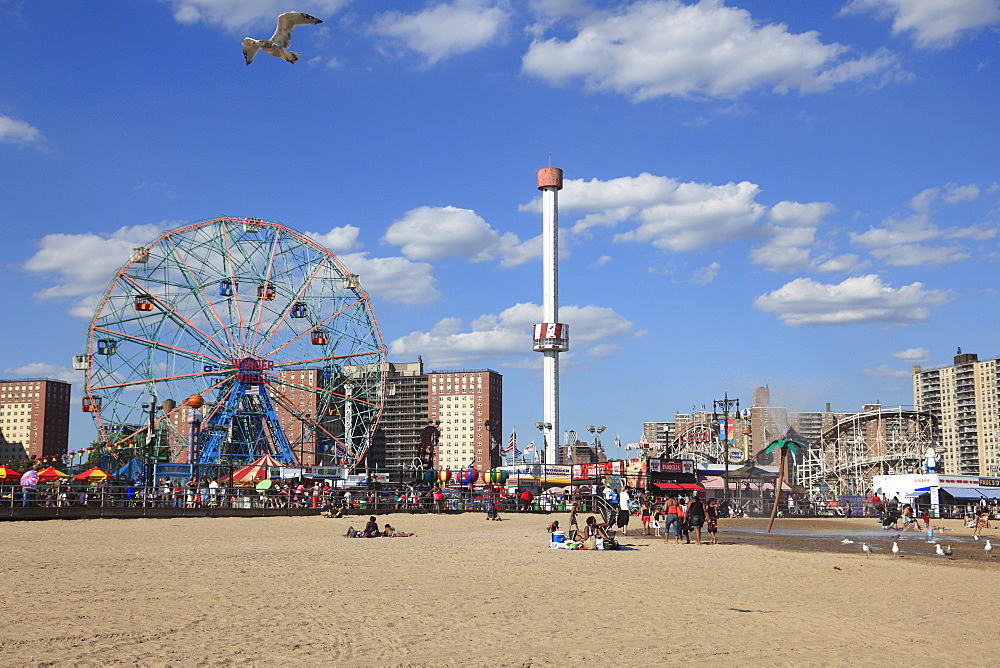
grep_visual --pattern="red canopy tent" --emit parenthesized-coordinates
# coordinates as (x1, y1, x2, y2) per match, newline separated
(219, 454, 283, 487)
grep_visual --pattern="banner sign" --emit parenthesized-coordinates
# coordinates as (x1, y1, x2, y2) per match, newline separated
(572, 462, 623, 477)
(647, 459, 694, 474)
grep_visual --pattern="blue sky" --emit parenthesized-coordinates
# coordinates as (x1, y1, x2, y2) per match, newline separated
(2, 0, 999, 456)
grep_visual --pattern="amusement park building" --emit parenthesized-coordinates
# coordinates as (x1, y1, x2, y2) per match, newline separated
(913, 348, 1000, 476)
(0, 378, 71, 462)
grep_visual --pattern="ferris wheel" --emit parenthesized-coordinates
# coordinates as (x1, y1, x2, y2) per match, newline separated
(76, 216, 386, 471)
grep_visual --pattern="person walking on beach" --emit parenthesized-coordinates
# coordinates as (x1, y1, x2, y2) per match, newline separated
(686, 494, 706, 545)
(640, 500, 652, 535)
(568, 501, 580, 540)
(663, 498, 684, 544)
(19, 466, 39, 508)
(705, 497, 720, 544)
(433, 484, 445, 514)
(617, 486, 632, 535)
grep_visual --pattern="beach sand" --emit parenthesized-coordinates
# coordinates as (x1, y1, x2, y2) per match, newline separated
(0, 512, 996, 666)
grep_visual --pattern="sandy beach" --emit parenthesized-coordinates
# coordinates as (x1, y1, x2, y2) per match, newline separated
(0, 512, 996, 666)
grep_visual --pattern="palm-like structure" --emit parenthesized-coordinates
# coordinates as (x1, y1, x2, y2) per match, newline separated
(764, 438, 806, 533)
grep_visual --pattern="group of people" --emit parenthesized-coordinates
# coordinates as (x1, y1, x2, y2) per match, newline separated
(344, 515, 416, 538)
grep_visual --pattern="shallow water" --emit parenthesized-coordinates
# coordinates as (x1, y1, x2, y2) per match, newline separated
(725, 521, 986, 558)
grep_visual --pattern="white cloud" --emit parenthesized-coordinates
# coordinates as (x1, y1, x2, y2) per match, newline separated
(0, 114, 43, 145)
(842, 0, 1000, 48)
(891, 346, 930, 361)
(522, 0, 901, 100)
(752, 274, 954, 326)
(23, 224, 170, 314)
(390, 301, 638, 367)
(305, 225, 362, 253)
(166, 0, 348, 31)
(373, 0, 510, 65)
(691, 262, 721, 285)
(385, 206, 494, 260)
(382, 205, 537, 267)
(4, 363, 84, 386)
(862, 364, 911, 377)
(335, 252, 440, 306)
(850, 183, 996, 266)
(868, 243, 970, 266)
(521, 173, 766, 252)
(813, 254, 867, 273)
(750, 201, 837, 271)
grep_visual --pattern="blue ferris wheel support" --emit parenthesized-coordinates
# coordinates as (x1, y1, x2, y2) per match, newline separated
(197, 358, 297, 466)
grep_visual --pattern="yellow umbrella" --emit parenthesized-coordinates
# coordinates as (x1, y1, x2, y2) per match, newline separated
(73, 467, 110, 482)
(37, 466, 69, 481)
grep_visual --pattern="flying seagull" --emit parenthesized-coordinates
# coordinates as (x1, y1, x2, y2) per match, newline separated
(243, 12, 323, 65)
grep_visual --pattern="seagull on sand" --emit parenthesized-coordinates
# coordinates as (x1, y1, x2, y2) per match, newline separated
(892, 542, 900, 558)
(243, 12, 323, 65)
(862, 542, 871, 557)
(935, 543, 946, 557)
(944, 544, 953, 557)
(841, 539, 854, 544)
(986, 540, 993, 558)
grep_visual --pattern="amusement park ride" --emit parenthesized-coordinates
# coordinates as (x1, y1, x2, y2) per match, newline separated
(73, 217, 387, 474)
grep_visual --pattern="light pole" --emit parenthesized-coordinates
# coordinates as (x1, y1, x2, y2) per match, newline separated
(713, 392, 739, 512)
(585, 425, 605, 464)
(534, 421, 551, 487)
(141, 392, 158, 506)
(484, 419, 499, 469)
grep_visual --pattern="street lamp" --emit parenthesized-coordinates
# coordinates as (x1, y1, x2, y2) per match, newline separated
(586, 425, 605, 463)
(713, 392, 739, 512)
(140, 392, 158, 506)
(534, 421, 552, 489)
(534, 422, 552, 461)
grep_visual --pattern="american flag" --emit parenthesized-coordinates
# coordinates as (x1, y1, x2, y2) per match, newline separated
(503, 428, 516, 454)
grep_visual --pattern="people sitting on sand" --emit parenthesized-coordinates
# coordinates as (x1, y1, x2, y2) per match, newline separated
(383, 523, 417, 537)
(320, 501, 344, 518)
(581, 515, 610, 549)
(547, 519, 560, 534)
(345, 516, 382, 537)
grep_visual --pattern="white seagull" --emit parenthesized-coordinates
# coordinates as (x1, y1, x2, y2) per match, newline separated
(985, 540, 993, 558)
(892, 542, 900, 558)
(935, 543, 946, 557)
(243, 12, 323, 65)
(841, 539, 854, 544)
(862, 542, 871, 557)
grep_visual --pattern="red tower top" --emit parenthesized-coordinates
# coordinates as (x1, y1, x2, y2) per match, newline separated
(537, 167, 563, 190)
